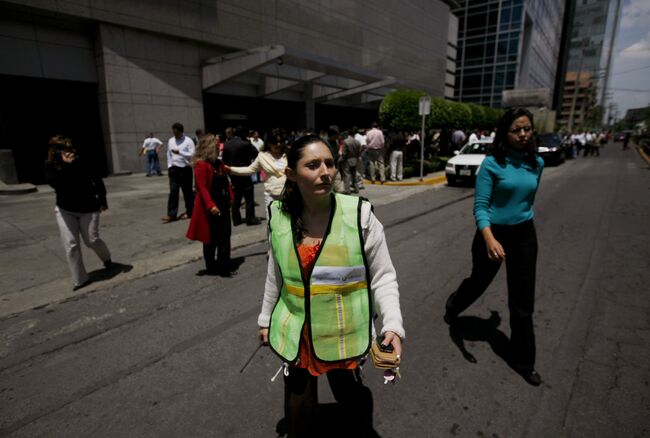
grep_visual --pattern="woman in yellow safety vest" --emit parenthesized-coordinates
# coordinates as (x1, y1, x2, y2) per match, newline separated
(257, 134, 404, 437)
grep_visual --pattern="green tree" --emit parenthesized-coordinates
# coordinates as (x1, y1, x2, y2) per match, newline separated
(467, 103, 486, 129)
(379, 90, 427, 132)
(427, 97, 451, 129)
(447, 101, 473, 131)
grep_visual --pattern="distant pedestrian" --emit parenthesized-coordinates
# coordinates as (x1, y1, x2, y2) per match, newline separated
(224, 131, 288, 222)
(257, 135, 404, 437)
(249, 130, 265, 183)
(389, 132, 405, 181)
(139, 133, 163, 176)
(623, 132, 631, 150)
(162, 122, 195, 223)
(468, 129, 479, 145)
(444, 108, 544, 386)
(222, 127, 260, 226)
(365, 122, 386, 184)
(186, 135, 235, 277)
(45, 135, 112, 291)
(341, 131, 361, 193)
(451, 128, 466, 151)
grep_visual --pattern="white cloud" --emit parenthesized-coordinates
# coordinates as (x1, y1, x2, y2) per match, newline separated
(621, 0, 650, 29)
(620, 31, 650, 59)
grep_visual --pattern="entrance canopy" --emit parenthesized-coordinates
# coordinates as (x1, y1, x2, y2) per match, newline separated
(202, 45, 432, 108)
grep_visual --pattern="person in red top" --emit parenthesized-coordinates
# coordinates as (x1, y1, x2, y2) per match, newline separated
(186, 134, 235, 276)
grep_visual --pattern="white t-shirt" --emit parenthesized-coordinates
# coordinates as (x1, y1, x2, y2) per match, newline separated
(250, 138, 264, 151)
(469, 133, 479, 144)
(354, 133, 367, 147)
(142, 137, 162, 152)
(166, 135, 195, 168)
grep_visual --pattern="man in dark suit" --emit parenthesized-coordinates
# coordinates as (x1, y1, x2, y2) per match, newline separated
(222, 127, 261, 226)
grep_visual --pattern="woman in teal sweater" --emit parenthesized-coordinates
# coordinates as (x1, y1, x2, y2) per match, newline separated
(444, 108, 544, 386)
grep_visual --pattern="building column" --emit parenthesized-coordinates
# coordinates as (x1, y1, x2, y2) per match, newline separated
(95, 23, 204, 174)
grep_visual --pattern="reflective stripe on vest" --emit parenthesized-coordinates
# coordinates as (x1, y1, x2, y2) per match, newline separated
(268, 193, 371, 363)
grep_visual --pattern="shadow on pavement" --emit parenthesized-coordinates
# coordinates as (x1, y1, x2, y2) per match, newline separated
(275, 402, 381, 438)
(447, 311, 511, 366)
(88, 262, 134, 283)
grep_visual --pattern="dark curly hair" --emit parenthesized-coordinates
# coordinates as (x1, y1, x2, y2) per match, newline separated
(279, 134, 331, 241)
(489, 108, 539, 169)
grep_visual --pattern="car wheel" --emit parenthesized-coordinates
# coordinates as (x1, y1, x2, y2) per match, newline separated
(446, 176, 457, 187)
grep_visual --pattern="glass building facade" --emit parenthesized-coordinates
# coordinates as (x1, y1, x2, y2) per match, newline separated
(453, 0, 563, 108)
(557, 0, 621, 126)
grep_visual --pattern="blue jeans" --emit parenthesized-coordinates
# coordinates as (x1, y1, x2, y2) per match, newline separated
(147, 150, 162, 175)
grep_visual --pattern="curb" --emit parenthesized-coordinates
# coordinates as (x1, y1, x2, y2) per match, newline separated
(636, 145, 650, 167)
(363, 173, 447, 187)
(0, 181, 447, 319)
(0, 182, 38, 195)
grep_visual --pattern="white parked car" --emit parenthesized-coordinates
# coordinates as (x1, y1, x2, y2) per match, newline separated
(445, 139, 493, 186)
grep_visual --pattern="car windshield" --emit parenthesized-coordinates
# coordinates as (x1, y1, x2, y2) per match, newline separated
(536, 134, 561, 147)
(460, 142, 489, 154)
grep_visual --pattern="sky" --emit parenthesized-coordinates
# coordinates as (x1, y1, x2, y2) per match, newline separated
(608, 0, 650, 121)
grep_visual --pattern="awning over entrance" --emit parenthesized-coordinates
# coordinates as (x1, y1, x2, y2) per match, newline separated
(202, 45, 434, 109)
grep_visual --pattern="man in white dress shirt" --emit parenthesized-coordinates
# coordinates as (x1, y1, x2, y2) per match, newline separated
(162, 122, 195, 223)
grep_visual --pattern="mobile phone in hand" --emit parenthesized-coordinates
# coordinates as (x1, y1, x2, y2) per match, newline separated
(377, 335, 394, 353)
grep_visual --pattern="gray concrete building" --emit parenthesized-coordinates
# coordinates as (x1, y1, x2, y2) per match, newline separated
(0, 0, 458, 183)
(452, 0, 564, 108)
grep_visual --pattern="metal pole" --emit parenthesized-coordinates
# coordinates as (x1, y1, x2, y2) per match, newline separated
(420, 114, 425, 181)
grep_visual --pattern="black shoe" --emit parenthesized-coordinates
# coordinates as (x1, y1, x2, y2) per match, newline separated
(232, 219, 243, 226)
(218, 269, 238, 278)
(443, 310, 458, 325)
(73, 279, 92, 291)
(246, 218, 262, 226)
(516, 369, 542, 386)
(104, 259, 113, 271)
(197, 269, 219, 276)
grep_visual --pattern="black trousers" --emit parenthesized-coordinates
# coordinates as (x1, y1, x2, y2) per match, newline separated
(284, 367, 373, 438)
(446, 220, 538, 371)
(202, 205, 231, 272)
(230, 175, 255, 224)
(167, 166, 194, 218)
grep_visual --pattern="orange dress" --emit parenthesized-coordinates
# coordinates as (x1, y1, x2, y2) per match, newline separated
(296, 243, 358, 376)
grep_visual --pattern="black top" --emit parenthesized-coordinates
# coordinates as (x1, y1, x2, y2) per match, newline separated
(209, 160, 231, 210)
(45, 158, 108, 213)
(222, 136, 258, 167)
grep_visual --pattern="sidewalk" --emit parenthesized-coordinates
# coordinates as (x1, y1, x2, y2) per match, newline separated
(0, 170, 446, 318)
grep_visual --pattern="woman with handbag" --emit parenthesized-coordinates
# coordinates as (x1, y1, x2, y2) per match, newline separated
(257, 135, 404, 437)
(444, 108, 544, 386)
(186, 134, 235, 277)
(45, 135, 112, 291)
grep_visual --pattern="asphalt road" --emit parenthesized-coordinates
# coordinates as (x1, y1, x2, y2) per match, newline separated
(1, 147, 649, 437)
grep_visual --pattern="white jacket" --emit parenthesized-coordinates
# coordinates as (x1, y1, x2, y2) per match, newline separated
(229, 152, 287, 197)
(257, 202, 405, 340)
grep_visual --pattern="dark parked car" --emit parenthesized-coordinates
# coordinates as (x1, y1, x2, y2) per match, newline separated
(535, 133, 565, 165)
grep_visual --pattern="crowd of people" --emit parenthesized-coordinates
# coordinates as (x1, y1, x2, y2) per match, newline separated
(563, 131, 610, 158)
(45, 108, 551, 436)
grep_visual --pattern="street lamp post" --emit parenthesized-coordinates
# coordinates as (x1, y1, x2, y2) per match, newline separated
(418, 96, 431, 181)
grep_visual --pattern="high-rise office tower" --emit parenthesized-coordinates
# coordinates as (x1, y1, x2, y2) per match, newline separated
(452, 0, 564, 108)
(556, 0, 622, 129)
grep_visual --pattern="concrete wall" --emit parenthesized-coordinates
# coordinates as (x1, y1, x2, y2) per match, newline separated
(4, 0, 450, 92)
(95, 23, 211, 173)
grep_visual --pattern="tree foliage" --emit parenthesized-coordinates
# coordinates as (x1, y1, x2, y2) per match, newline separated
(378, 89, 427, 132)
(379, 90, 501, 133)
